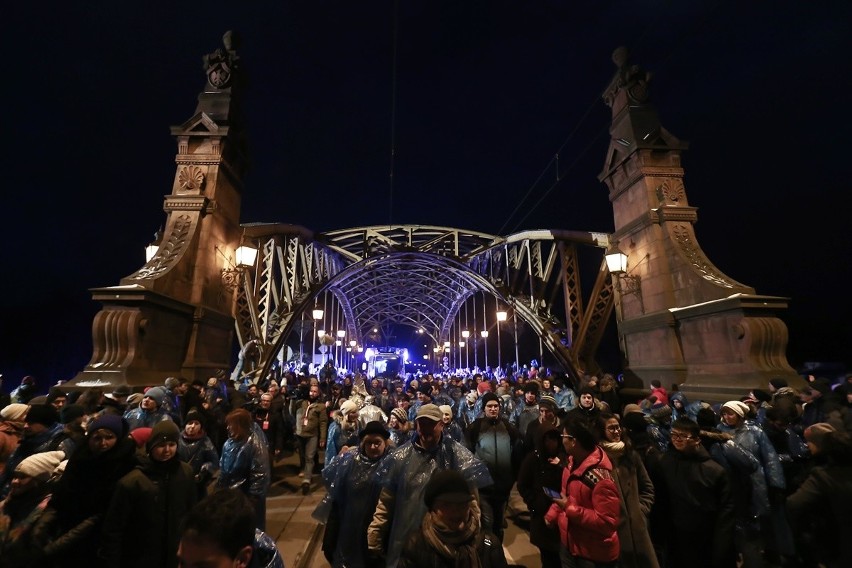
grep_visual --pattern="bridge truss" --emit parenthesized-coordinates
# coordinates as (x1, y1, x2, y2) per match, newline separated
(232, 224, 616, 382)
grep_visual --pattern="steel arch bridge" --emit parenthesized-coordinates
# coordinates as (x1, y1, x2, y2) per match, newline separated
(231, 224, 617, 383)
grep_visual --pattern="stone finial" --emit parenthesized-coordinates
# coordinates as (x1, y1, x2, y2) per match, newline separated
(603, 46, 652, 108)
(202, 30, 241, 90)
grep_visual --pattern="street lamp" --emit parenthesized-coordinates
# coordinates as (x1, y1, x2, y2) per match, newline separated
(606, 247, 644, 313)
(496, 310, 507, 372)
(336, 330, 346, 368)
(461, 330, 470, 370)
(480, 330, 489, 368)
(311, 307, 324, 371)
(512, 312, 519, 374)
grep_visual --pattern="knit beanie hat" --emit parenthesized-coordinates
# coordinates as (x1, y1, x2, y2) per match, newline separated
(130, 427, 153, 449)
(164, 377, 180, 390)
(622, 411, 649, 433)
(696, 407, 719, 431)
(46, 387, 67, 405)
(480, 392, 500, 407)
(650, 403, 672, 420)
(87, 413, 128, 439)
(423, 469, 473, 510)
(339, 400, 359, 417)
(143, 387, 166, 407)
(439, 405, 453, 420)
(803, 422, 836, 451)
(359, 420, 390, 440)
(111, 384, 132, 398)
(721, 400, 749, 418)
(185, 409, 205, 430)
(147, 420, 180, 452)
(60, 404, 86, 425)
(16, 450, 65, 482)
(539, 395, 558, 412)
(1, 403, 29, 422)
(25, 404, 59, 427)
(418, 384, 433, 398)
(621, 403, 643, 417)
(750, 389, 772, 404)
(391, 407, 408, 424)
(126, 393, 144, 407)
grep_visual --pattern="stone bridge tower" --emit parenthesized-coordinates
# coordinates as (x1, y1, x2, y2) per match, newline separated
(70, 32, 247, 388)
(599, 47, 801, 401)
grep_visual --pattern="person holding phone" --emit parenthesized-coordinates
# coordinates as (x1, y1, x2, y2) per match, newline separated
(516, 425, 565, 568)
(544, 418, 620, 568)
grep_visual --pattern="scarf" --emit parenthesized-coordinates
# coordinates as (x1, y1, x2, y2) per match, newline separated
(601, 440, 625, 460)
(421, 498, 482, 568)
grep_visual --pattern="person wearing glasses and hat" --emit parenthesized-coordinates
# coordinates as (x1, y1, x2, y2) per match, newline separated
(647, 416, 735, 568)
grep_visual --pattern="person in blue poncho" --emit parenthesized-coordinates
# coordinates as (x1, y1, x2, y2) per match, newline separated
(313, 420, 390, 568)
(367, 403, 493, 568)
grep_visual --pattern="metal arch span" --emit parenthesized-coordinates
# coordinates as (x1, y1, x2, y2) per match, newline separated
(233, 224, 617, 382)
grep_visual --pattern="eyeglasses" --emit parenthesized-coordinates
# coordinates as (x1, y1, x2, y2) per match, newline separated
(669, 432, 695, 441)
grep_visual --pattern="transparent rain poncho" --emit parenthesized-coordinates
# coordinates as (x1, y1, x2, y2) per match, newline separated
(372, 432, 493, 568)
(217, 422, 271, 498)
(313, 445, 387, 568)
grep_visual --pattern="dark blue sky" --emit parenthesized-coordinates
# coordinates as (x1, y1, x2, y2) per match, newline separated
(3, 1, 850, 388)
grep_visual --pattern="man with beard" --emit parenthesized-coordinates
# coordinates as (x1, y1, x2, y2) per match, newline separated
(295, 382, 327, 494)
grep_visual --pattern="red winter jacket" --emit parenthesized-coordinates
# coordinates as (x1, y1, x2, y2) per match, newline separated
(545, 446, 620, 563)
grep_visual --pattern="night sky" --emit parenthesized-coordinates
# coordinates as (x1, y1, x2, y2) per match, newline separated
(3, 1, 851, 390)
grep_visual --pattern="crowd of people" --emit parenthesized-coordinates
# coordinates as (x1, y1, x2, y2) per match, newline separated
(0, 365, 850, 568)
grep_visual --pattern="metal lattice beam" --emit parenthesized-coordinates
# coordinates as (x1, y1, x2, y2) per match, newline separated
(232, 224, 614, 381)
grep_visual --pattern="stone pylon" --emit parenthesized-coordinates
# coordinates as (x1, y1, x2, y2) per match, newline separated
(598, 47, 801, 401)
(70, 32, 248, 389)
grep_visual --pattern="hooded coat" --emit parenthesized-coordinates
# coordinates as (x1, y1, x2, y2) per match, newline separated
(367, 432, 493, 568)
(38, 434, 138, 567)
(544, 446, 620, 563)
(515, 425, 563, 554)
(313, 444, 388, 568)
(99, 454, 197, 568)
(648, 444, 736, 568)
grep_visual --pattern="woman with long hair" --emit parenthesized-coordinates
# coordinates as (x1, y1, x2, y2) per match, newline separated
(595, 412, 659, 568)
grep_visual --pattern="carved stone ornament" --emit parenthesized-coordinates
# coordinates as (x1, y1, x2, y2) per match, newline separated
(658, 179, 685, 205)
(671, 224, 741, 288)
(178, 166, 205, 192)
(129, 215, 193, 280)
(603, 47, 651, 108)
(202, 31, 240, 89)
